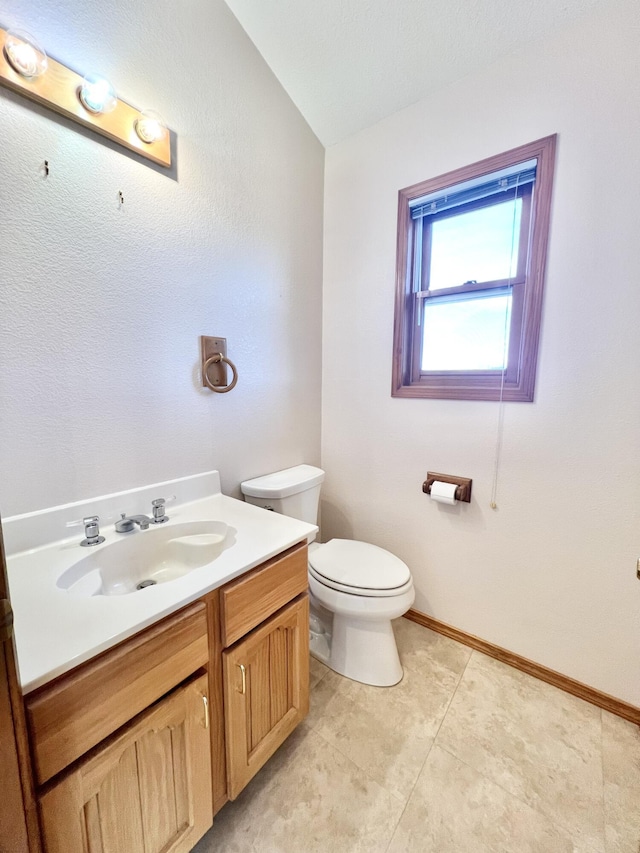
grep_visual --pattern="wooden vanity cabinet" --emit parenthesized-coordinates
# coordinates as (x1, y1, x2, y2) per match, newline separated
(25, 540, 310, 852)
(39, 673, 212, 853)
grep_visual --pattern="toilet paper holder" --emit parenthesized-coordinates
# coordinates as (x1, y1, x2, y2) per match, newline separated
(422, 472, 472, 503)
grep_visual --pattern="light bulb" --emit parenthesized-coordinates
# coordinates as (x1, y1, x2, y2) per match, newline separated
(79, 73, 117, 114)
(4, 30, 48, 78)
(134, 109, 167, 144)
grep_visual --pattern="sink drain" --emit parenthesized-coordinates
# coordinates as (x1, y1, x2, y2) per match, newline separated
(136, 579, 157, 590)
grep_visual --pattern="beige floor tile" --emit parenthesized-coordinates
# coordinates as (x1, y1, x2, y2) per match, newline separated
(194, 725, 404, 853)
(311, 667, 438, 800)
(395, 616, 473, 678)
(436, 652, 606, 851)
(602, 711, 640, 853)
(309, 655, 330, 690)
(191, 790, 258, 853)
(388, 745, 600, 853)
(304, 664, 358, 730)
(307, 618, 469, 800)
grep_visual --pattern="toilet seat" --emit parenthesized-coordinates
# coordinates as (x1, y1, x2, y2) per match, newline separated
(309, 565, 414, 597)
(308, 539, 412, 597)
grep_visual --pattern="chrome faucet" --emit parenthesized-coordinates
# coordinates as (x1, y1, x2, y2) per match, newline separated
(115, 513, 151, 533)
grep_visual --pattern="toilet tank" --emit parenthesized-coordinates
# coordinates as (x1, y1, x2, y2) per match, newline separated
(240, 465, 324, 526)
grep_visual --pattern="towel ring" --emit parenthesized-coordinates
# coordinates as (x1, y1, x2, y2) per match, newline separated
(203, 353, 238, 393)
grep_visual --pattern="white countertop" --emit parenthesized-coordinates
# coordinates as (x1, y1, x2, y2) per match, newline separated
(5, 472, 316, 693)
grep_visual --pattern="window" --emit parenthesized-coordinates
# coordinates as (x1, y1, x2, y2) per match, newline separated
(392, 135, 556, 401)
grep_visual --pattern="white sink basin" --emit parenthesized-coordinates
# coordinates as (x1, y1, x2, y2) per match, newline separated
(57, 521, 236, 597)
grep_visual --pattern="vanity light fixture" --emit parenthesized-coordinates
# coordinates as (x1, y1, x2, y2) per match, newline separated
(3, 29, 47, 78)
(79, 73, 117, 114)
(135, 109, 167, 144)
(0, 24, 172, 168)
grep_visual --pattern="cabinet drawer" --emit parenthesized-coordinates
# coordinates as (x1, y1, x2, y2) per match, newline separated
(26, 602, 209, 785)
(220, 542, 308, 647)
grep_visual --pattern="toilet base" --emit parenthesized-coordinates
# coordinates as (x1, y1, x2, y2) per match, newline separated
(330, 615, 403, 686)
(309, 583, 414, 687)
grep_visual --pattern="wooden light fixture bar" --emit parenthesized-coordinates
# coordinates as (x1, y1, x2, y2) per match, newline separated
(0, 27, 171, 168)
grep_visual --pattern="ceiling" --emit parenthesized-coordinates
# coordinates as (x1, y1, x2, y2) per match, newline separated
(224, 0, 605, 146)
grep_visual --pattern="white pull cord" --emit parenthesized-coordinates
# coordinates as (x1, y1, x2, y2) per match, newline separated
(490, 175, 523, 511)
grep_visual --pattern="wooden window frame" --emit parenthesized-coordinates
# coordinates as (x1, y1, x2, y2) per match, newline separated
(391, 135, 557, 402)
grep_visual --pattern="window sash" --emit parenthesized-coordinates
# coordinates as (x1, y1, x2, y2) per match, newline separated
(419, 186, 532, 295)
(412, 284, 525, 381)
(410, 186, 532, 383)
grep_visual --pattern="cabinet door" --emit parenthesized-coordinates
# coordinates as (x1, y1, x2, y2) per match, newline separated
(39, 673, 212, 853)
(223, 595, 309, 799)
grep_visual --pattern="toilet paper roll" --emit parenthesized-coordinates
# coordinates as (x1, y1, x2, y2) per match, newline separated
(430, 480, 458, 505)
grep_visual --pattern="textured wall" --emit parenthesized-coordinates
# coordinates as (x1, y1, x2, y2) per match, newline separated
(322, 0, 640, 705)
(0, 0, 323, 515)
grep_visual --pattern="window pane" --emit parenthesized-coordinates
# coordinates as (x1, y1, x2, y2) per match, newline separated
(429, 198, 522, 291)
(421, 293, 512, 371)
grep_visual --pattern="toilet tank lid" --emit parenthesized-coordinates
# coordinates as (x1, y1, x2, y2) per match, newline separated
(240, 465, 325, 499)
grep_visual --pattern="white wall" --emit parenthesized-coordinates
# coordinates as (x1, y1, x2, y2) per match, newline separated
(322, 0, 640, 705)
(0, 0, 324, 516)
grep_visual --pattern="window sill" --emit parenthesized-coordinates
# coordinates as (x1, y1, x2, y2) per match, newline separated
(391, 377, 535, 402)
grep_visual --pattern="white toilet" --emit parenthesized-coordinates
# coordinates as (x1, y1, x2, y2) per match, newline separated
(240, 465, 415, 687)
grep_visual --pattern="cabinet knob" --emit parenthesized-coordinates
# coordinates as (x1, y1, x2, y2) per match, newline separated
(201, 694, 209, 729)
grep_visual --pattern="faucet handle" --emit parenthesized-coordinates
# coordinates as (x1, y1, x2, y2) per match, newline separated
(151, 495, 175, 524)
(66, 516, 106, 547)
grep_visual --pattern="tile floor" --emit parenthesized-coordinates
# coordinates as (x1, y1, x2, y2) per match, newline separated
(194, 617, 640, 853)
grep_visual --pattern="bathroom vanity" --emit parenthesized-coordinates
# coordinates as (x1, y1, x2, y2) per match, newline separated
(2, 471, 315, 853)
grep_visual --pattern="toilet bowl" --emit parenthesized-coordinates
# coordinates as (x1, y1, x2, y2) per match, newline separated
(240, 465, 415, 687)
(307, 538, 414, 686)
